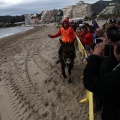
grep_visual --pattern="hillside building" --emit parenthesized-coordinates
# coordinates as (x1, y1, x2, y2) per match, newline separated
(97, 3, 120, 17)
(63, 1, 92, 20)
(24, 14, 31, 25)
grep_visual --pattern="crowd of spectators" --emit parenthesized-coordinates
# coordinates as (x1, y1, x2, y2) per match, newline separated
(74, 18, 120, 120)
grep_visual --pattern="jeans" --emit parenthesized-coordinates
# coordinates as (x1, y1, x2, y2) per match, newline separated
(58, 45, 64, 56)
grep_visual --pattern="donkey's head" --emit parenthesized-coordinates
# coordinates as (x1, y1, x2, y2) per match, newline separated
(62, 44, 75, 65)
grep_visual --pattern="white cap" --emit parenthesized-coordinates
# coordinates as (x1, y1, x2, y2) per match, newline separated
(79, 24, 84, 27)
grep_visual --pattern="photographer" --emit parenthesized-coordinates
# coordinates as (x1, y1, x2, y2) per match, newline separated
(83, 27, 120, 120)
(100, 26, 120, 74)
(93, 28, 104, 43)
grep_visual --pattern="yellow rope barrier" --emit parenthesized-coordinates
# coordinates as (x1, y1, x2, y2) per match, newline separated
(89, 92, 94, 120)
(76, 35, 94, 120)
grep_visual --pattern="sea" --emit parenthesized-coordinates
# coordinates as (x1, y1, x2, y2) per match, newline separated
(0, 26, 34, 38)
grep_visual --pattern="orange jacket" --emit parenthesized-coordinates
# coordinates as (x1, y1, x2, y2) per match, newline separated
(50, 27, 75, 43)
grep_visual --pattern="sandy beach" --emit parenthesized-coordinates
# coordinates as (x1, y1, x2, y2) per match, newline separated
(0, 21, 106, 120)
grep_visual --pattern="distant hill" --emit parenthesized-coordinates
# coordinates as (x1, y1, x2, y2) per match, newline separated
(91, 0, 120, 14)
(112, 0, 120, 3)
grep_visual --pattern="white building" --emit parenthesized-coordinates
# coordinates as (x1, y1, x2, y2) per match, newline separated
(63, 1, 92, 20)
(63, 6, 75, 19)
(73, 1, 92, 18)
(24, 14, 31, 25)
(40, 11, 48, 23)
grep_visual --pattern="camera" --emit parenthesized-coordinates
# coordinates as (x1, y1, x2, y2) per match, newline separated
(94, 38, 111, 57)
(95, 38, 103, 44)
(104, 44, 111, 57)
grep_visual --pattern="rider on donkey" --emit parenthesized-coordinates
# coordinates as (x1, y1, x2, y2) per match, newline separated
(48, 18, 76, 64)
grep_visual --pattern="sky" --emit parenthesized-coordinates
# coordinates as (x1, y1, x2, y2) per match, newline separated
(0, 0, 112, 16)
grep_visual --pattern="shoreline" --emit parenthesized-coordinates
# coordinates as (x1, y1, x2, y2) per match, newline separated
(0, 26, 43, 49)
(0, 26, 34, 39)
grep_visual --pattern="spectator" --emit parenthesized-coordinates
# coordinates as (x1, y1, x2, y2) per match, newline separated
(77, 25, 88, 46)
(93, 28, 104, 43)
(116, 20, 120, 32)
(96, 28, 104, 38)
(84, 23, 89, 28)
(100, 26, 120, 74)
(110, 19, 116, 26)
(92, 19, 99, 30)
(83, 43, 96, 64)
(82, 42, 102, 113)
(70, 22, 77, 32)
(104, 23, 113, 32)
(83, 25, 94, 52)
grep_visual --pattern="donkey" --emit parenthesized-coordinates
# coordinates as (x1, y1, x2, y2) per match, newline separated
(60, 42, 75, 83)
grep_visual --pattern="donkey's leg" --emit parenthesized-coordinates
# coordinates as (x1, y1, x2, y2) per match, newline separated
(61, 65, 67, 78)
(68, 65, 72, 83)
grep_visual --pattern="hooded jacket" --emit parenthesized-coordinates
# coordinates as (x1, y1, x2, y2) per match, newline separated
(77, 30, 88, 44)
(83, 31, 94, 45)
(50, 18, 75, 43)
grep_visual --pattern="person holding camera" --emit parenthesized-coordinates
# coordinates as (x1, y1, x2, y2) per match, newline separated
(100, 26, 120, 74)
(83, 27, 120, 120)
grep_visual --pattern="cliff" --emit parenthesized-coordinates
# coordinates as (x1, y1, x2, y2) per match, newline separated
(91, 0, 120, 14)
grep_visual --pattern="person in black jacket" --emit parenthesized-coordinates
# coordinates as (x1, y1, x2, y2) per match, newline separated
(94, 26, 120, 113)
(100, 26, 120, 74)
(83, 40, 120, 120)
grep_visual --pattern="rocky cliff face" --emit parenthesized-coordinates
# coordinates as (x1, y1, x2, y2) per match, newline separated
(113, 0, 120, 3)
(91, 0, 120, 14)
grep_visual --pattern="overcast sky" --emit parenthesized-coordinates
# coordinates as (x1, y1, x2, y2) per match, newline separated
(0, 0, 111, 16)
